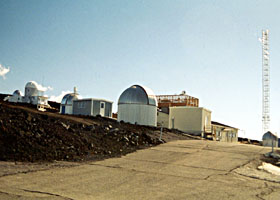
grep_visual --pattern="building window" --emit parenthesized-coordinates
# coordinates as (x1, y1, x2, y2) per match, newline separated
(78, 102, 85, 108)
(100, 102, 104, 108)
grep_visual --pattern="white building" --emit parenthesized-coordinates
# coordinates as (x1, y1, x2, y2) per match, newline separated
(8, 90, 23, 103)
(117, 85, 158, 126)
(158, 106, 212, 136)
(6, 81, 49, 109)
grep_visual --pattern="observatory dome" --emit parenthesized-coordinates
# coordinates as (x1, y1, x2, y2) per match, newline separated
(25, 81, 39, 89)
(13, 90, 22, 96)
(117, 85, 157, 126)
(118, 85, 157, 106)
(25, 81, 40, 97)
(60, 87, 79, 115)
(61, 93, 79, 105)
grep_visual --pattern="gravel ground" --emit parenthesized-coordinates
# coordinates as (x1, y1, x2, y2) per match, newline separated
(0, 101, 194, 162)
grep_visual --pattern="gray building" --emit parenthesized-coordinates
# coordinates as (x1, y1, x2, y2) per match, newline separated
(73, 98, 113, 117)
(262, 131, 278, 147)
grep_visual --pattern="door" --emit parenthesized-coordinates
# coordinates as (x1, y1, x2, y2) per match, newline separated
(100, 102, 105, 116)
(61, 106, 65, 114)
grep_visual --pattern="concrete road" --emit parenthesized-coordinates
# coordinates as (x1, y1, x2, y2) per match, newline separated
(0, 140, 280, 200)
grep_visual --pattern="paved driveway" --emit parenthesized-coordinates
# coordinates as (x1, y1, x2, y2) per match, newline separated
(0, 140, 279, 200)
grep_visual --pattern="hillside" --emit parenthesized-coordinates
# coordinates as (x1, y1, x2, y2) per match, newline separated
(0, 101, 194, 162)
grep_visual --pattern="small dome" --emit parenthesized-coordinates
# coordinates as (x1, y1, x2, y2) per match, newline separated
(262, 131, 277, 140)
(118, 85, 157, 106)
(25, 81, 39, 89)
(13, 90, 22, 96)
(61, 93, 79, 105)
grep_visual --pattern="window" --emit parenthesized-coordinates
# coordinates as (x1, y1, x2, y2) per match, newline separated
(100, 102, 104, 108)
(78, 102, 85, 108)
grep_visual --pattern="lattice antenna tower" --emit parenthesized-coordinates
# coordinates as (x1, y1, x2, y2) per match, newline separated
(260, 29, 270, 134)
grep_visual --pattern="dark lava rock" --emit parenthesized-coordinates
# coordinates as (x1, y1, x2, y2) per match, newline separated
(0, 101, 192, 162)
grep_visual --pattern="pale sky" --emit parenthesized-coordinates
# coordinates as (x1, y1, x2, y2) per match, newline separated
(1, 0, 280, 140)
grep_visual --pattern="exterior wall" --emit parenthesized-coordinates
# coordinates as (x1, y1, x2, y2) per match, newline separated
(157, 112, 169, 128)
(22, 96, 39, 105)
(8, 95, 22, 103)
(73, 99, 113, 117)
(92, 101, 101, 116)
(117, 104, 157, 126)
(263, 139, 278, 147)
(213, 126, 238, 142)
(73, 100, 92, 116)
(60, 105, 73, 114)
(168, 107, 211, 135)
(92, 100, 112, 117)
(25, 87, 39, 97)
(263, 133, 278, 147)
(105, 102, 112, 117)
(202, 109, 212, 133)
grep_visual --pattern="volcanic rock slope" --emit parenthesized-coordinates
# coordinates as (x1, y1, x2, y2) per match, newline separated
(0, 101, 192, 162)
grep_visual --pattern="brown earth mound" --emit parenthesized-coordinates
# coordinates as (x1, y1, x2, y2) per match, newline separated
(0, 101, 194, 162)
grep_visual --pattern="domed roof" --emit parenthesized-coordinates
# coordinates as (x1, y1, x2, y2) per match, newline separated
(262, 131, 277, 140)
(61, 93, 79, 105)
(118, 85, 157, 106)
(25, 81, 39, 89)
(13, 90, 22, 96)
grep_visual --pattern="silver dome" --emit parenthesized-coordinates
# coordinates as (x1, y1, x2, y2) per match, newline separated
(61, 93, 78, 105)
(118, 85, 157, 106)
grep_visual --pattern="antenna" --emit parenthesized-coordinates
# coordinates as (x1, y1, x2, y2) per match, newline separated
(260, 29, 270, 134)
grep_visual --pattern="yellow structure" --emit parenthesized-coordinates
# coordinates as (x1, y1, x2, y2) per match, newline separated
(167, 107, 212, 136)
(211, 121, 238, 142)
(157, 111, 169, 127)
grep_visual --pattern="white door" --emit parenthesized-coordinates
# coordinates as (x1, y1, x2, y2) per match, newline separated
(100, 102, 105, 116)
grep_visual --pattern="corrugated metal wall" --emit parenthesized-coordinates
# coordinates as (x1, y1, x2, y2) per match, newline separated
(117, 104, 157, 126)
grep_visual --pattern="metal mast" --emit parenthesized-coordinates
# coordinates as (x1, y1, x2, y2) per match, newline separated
(260, 29, 270, 134)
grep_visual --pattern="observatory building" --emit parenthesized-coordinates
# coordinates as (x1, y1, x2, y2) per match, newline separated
(117, 85, 158, 126)
(24, 81, 48, 106)
(60, 87, 113, 117)
(7, 90, 23, 103)
(262, 131, 278, 147)
(60, 87, 79, 114)
(73, 98, 113, 117)
(6, 81, 49, 109)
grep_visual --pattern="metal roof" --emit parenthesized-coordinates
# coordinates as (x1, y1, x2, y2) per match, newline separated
(262, 131, 278, 140)
(74, 98, 113, 103)
(211, 121, 238, 130)
(61, 93, 79, 105)
(118, 85, 157, 106)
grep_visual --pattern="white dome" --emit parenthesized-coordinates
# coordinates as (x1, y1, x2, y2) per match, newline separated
(13, 90, 22, 96)
(25, 81, 39, 89)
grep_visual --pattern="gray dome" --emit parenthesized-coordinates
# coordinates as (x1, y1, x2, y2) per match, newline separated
(262, 131, 277, 140)
(118, 85, 157, 106)
(13, 90, 22, 96)
(61, 93, 78, 105)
